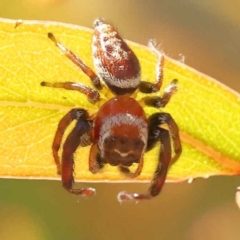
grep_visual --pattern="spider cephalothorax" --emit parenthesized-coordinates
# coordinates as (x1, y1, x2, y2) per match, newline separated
(41, 18, 182, 201)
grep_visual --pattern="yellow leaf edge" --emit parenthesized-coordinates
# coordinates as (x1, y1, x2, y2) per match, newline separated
(0, 18, 240, 183)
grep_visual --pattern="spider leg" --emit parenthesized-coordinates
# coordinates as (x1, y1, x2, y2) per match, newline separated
(41, 81, 100, 103)
(142, 79, 178, 108)
(47, 32, 102, 90)
(117, 112, 181, 202)
(139, 39, 164, 93)
(148, 112, 182, 164)
(139, 39, 178, 108)
(41, 32, 103, 103)
(148, 128, 172, 197)
(89, 144, 105, 174)
(61, 110, 95, 196)
(52, 108, 90, 174)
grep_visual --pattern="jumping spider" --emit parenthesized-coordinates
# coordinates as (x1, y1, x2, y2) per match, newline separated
(41, 18, 182, 201)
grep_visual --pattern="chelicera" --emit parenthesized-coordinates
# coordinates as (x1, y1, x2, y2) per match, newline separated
(41, 18, 182, 201)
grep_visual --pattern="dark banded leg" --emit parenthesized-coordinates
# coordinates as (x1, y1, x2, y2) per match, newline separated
(62, 117, 95, 196)
(47, 32, 102, 90)
(117, 112, 182, 201)
(149, 128, 172, 197)
(139, 39, 178, 108)
(41, 81, 100, 103)
(148, 112, 182, 164)
(52, 109, 89, 174)
(142, 79, 178, 108)
(51, 108, 95, 196)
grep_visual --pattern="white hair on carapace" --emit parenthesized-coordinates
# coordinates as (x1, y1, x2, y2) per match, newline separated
(98, 113, 148, 158)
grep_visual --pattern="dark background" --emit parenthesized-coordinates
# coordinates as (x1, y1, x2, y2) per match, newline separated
(0, 0, 240, 239)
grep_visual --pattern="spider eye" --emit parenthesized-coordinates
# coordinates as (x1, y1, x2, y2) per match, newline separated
(104, 136, 115, 143)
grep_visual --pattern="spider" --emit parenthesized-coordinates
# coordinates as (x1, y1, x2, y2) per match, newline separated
(41, 18, 182, 201)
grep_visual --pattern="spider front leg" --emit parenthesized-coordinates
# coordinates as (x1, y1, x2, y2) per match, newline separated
(143, 79, 178, 108)
(149, 112, 182, 165)
(118, 112, 182, 202)
(52, 108, 95, 197)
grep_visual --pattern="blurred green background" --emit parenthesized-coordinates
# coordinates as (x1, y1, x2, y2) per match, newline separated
(0, 0, 240, 239)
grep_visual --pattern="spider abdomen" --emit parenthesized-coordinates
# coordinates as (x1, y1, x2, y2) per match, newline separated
(92, 19, 141, 95)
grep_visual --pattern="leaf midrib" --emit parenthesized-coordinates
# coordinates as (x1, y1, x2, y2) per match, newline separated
(180, 131, 240, 173)
(1, 100, 240, 174)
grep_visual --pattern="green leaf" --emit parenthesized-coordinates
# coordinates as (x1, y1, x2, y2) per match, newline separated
(0, 18, 239, 182)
